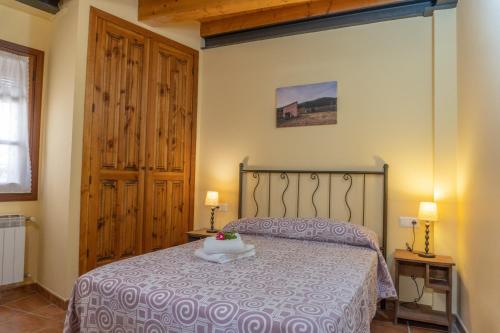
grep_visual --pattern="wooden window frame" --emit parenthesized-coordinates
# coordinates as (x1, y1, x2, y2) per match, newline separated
(0, 39, 44, 202)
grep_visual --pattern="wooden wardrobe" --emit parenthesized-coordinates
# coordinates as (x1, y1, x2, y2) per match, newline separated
(79, 8, 198, 274)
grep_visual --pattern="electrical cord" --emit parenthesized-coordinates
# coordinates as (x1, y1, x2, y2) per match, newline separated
(400, 275, 425, 307)
(401, 220, 424, 307)
(411, 221, 416, 251)
(405, 220, 417, 252)
(410, 275, 425, 303)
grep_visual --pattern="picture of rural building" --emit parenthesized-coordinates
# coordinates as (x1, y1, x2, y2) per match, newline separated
(276, 81, 337, 128)
(282, 101, 299, 119)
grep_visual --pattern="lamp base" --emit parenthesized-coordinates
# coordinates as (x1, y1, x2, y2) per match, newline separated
(418, 252, 436, 258)
(206, 228, 219, 233)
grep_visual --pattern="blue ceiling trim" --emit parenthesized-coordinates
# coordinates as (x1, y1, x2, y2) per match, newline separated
(203, 0, 458, 49)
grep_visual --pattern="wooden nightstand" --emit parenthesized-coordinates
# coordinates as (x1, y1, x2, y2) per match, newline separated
(186, 229, 217, 242)
(394, 249, 455, 332)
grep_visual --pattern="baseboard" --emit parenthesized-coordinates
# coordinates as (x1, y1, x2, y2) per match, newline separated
(453, 314, 470, 333)
(0, 278, 35, 291)
(35, 283, 69, 310)
(0, 280, 37, 305)
(0, 280, 69, 310)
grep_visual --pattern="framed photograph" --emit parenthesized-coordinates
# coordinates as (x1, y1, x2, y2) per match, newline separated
(276, 81, 338, 128)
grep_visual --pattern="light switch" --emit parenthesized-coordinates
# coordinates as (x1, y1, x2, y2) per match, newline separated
(219, 203, 229, 212)
(399, 216, 419, 228)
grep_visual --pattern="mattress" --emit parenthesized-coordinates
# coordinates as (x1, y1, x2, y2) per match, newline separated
(65, 218, 396, 333)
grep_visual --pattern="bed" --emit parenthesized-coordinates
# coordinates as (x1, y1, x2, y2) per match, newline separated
(65, 163, 397, 333)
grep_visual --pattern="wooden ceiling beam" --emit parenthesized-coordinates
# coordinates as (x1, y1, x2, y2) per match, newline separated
(138, 0, 322, 24)
(200, 0, 411, 37)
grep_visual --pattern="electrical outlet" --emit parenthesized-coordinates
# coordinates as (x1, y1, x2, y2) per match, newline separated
(219, 203, 229, 212)
(400, 216, 419, 228)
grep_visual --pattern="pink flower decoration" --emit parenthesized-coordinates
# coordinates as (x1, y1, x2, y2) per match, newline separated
(215, 232, 225, 240)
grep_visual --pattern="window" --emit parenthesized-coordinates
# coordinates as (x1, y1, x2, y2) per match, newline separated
(0, 39, 43, 201)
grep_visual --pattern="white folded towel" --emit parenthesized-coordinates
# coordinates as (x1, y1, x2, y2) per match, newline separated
(195, 244, 256, 264)
(203, 234, 246, 254)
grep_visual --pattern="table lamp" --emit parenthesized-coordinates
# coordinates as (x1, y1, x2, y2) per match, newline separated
(418, 201, 438, 258)
(205, 191, 219, 233)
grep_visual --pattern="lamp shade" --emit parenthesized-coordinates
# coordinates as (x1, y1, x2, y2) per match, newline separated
(204, 191, 219, 207)
(418, 202, 438, 221)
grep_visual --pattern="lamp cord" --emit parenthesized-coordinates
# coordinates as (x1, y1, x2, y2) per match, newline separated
(411, 275, 425, 303)
(411, 221, 416, 251)
(400, 275, 425, 307)
(405, 220, 417, 252)
(401, 220, 424, 307)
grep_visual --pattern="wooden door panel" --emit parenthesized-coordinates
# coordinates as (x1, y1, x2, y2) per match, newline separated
(85, 16, 149, 271)
(150, 45, 192, 173)
(96, 21, 146, 172)
(167, 56, 188, 173)
(96, 180, 118, 264)
(99, 28, 124, 169)
(151, 180, 168, 250)
(118, 180, 140, 257)
(121, 41, 146, 170)
(170, 181, 187, 246)
(144, 41, 194, 252)
(81, 8, 197, 274)
(95, 178, 142, 267)
(149, 180, 185, 251)
(153, 51, 171, 171)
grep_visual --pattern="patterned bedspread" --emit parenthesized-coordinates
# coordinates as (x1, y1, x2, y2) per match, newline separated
(65, 218, 396, 333)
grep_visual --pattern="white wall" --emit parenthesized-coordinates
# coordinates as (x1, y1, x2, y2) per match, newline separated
(37, 0, 78, 298)
(457, 0, 500, 332)
(0, 0, 53, 282)
(197, 18, 433, 240)
(432, 9, 458, 313)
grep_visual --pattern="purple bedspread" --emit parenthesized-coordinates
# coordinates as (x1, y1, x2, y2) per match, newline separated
(65, 218, 396, 333)
(223, 218, 396, 300)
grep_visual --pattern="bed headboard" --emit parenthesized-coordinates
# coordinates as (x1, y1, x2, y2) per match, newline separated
(237, 163, 389, 257)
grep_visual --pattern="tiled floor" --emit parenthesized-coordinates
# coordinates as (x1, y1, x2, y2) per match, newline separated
(0, 287, 65, 333)
(371, 309, 452, 333)
(0, 288, 450, 333)
(371, 317, 446, 333)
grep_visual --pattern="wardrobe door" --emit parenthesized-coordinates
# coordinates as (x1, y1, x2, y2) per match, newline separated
(143, 41, 195, 252)
(85, 18, 149, 270)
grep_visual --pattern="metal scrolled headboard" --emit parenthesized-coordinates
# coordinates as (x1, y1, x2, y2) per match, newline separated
(237, 163, 389, 258)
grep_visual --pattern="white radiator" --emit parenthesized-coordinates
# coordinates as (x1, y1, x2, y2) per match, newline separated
(0, 215, 26, 286)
